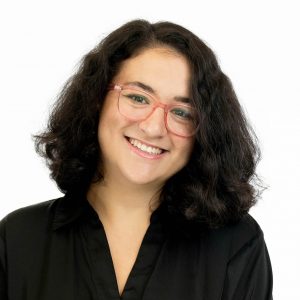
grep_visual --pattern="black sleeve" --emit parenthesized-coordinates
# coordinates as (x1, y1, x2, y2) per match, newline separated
(0, 217, 8, 300)
(222, 231, 273, 300)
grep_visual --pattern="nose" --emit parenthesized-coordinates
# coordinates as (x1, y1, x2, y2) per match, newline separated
(138, 106, 168, 137)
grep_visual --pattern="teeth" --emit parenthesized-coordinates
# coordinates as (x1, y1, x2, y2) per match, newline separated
(129, 138, 163, 155)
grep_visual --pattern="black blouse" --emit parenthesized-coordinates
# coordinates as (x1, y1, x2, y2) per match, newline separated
(0, 194, 273, 300)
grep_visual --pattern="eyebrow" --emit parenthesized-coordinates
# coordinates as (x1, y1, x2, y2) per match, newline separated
(124, 81, 192, 104)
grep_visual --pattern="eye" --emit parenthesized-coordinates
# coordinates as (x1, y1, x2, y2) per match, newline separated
(170, 107, 193, 120)
(122, 91, 150, 105)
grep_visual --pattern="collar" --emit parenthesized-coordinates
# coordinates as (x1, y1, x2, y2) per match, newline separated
(51, 192, 94, 231)
(51, 192, 169, 231)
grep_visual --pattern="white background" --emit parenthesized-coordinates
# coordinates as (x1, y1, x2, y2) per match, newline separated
(0, 0, 299, 298)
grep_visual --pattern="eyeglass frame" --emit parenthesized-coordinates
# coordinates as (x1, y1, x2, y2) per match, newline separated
(107, 84, 199, 138)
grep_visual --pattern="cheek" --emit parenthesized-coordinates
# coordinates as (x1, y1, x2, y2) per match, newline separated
(170, 138, 194, 172)
(176, 137, 194, 159)
(98, 99, 120, 134)
(97, 109, 115, 151)
(97, 103, 134, 150)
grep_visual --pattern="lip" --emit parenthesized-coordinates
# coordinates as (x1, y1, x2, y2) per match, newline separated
(125, 136, 168, 160)
(125, 136, 168, 151)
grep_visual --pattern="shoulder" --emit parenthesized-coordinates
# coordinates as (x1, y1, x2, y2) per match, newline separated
(226, 213, 263, 245)
(201, 213, 265, 260)
(216, 215, 273, 298)
(0, 198, 62, 240)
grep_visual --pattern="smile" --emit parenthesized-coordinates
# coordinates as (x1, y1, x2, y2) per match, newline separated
(128, 138, 164, 155)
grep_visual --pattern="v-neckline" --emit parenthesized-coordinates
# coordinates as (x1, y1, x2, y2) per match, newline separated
(81, 200, 168, 299)
(103, 223, 152, 298)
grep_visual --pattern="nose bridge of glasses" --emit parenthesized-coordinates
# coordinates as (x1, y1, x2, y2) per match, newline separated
(147, 101, 167, 123)
(145, 97, 172, 130)
(141, 99, 168, 134)
(153, 100, 168, 113)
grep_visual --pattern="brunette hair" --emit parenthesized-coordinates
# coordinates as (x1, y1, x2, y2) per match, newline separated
(34, 19, 265, 228)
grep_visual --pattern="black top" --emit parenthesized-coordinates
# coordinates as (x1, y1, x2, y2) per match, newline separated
(0, 194, 273, 300)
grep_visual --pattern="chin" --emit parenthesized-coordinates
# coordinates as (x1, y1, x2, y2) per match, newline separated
(122, 170, 165, 187)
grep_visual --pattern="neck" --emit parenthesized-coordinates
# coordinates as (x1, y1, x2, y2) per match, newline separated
(86, 177, 162, 227)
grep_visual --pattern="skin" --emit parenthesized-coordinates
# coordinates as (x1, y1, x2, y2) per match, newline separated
(87, 47, 195, 226)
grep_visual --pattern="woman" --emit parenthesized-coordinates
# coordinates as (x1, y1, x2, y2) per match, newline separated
(0, 19, 273, 299)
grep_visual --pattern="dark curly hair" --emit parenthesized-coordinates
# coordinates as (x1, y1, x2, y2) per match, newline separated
(34, 19, 265, 229)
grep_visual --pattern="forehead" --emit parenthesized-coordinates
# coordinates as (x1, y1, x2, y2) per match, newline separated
(113, 47, 191, 98)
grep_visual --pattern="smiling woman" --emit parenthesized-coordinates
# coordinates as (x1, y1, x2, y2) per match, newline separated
(95, 47, 194, 189)
(0, 19, 273, 299)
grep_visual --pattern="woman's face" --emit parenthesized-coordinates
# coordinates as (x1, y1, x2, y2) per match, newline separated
(97, 47, 195, 188)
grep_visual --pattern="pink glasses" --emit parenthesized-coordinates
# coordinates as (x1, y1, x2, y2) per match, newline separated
(108, 84, 199, 137)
